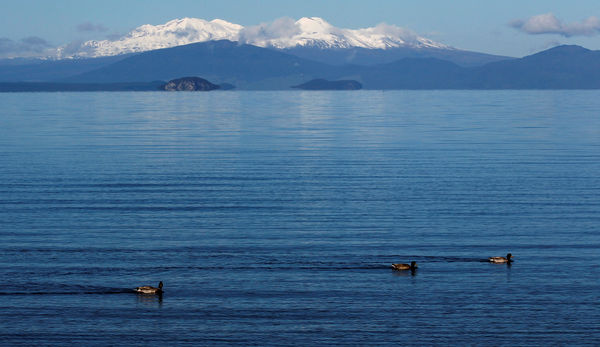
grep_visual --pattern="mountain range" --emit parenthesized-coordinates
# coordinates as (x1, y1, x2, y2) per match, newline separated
(65, 17, 509, 67)
(1, 17, 599, 90)
(61, 17, 449, 58)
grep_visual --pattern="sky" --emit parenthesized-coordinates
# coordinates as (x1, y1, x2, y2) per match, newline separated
(1, 0, 600, 58)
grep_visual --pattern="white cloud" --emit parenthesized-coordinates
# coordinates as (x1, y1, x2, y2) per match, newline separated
(77, 22, 108, 33)
(510, 13, 600, 37)
(57, 40, 93, 58)
(238, 17, 301, 44)
(0, 36, 55, 59)
(355, 23, 421, 45)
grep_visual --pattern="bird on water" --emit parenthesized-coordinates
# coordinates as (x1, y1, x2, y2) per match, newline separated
(488, 253, 513, 263)
(135, 281, 163, 295)
(391, 261, 418, 271)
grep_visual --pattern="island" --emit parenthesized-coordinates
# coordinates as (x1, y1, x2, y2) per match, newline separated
(161, 77, 221, 91)
(292, 79, 362, 90)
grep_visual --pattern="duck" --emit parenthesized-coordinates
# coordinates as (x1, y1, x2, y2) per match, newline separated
(488, 253, 513, 263)
(135, 281, 163, 295)
(391, 261, 418, 271)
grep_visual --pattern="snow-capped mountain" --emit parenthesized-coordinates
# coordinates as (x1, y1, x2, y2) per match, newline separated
(241, 17, 447, 50)
(57, 18, 242, 58)
(58, 17, 449, 58)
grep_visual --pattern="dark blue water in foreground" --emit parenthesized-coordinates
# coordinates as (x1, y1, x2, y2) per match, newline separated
(1, 91, 599, 345)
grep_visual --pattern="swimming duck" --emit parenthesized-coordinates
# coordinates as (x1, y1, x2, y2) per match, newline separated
(135, 281, 163, 295)
(391, 261, 418, 271)
(488, 253, 513, 263)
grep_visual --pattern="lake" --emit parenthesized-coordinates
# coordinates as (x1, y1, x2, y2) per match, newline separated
(1, 90, 599, 345)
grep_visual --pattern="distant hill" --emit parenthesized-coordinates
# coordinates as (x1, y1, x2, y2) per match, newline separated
(3, 42, 600, 90)
(65, 40, 341, 89)
(0, 81, 163, 92)
(0, 55, 131, 82)
(356, 58, 467, 89)
(292, 79, 362, 90)
(469, 45, 600, 89)
(353, 45, 600, 89)
(280, 46, 511, 67)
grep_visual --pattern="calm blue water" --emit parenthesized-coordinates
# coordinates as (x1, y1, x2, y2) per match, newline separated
(1, 91, 599, 345)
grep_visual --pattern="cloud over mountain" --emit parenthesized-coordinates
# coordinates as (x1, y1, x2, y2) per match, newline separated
(0, 36, 54, 59)
(238, 17, 301, 45)
(238, 17, 443, 49)
(77, 22, 109, 33)
(510, 13, 600, 37)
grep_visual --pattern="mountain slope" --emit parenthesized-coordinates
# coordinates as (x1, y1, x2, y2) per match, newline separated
(354, 45, 600, 89)
(356, 58, 468, 89)
(471, 45, 600, 88)
(66, 40, 342, 89)
(280, 46, 511, 67)
(0, 55, 131, 82)
(52, 44, 600, 90)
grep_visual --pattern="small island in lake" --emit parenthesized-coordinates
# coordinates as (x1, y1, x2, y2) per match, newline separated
(161, 77, 221, 91)
(292, 79, 362, 90)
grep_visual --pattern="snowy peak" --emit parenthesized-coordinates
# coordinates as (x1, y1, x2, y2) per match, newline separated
(58, 18, 242, 58)
(237, 17, 351, 49)
(59, 17, 449, 58)
(297, 17, 335, 33)
(286, 17, 350, 48)
(240, 17, 448, 50)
